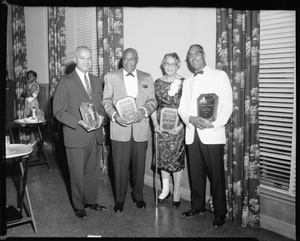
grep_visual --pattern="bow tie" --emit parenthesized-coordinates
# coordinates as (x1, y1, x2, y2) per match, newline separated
(126, 72, 135, 77)
(194, 70, 204, 76)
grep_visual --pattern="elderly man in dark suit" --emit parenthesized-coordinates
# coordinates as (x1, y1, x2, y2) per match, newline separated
(53, 46, 107, 220)
(102, 48, 157, 213)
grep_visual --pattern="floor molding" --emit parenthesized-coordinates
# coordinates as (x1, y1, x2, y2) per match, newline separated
(144, 175, 210, 203)
(260, 214, 296, 240)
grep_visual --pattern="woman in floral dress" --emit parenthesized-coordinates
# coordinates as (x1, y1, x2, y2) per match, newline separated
(151, 52, 185, 208)
(23, 70, 40, 117)
(21, 70, 40, 146)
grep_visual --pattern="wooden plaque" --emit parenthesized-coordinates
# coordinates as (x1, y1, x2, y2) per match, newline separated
(197, 93, 219, 121)
(115, 96, 138, 124)
(160, 107, 179, 132)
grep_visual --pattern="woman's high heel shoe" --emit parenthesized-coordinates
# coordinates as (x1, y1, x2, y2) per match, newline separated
(158, 191, 171, 203)
(172, 200, 181, 208)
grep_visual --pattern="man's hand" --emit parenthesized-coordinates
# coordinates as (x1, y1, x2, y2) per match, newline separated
(78, 120, 101, 132)
(132, 108, 146, 123)
(189, 116, 213, 130)
(114, 113, 129, 127)
(78, 120, 90, 130)
(97, 113, 106, 126)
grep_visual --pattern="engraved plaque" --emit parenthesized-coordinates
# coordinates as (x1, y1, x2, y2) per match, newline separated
(79, 102, 101, 131)
(115, 96, 138, 124)
(197, 93, 219, 121)
(160, 107, 179, 132)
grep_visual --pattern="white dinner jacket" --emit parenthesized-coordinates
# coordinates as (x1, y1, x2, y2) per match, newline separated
(178, 66, 233, 145)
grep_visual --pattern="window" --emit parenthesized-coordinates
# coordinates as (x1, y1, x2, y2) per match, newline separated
(65, 7, 98, 76)
(259, 10, 296, 197)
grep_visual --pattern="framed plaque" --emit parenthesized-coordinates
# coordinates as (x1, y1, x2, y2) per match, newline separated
(115, 96, 138, 124)
(79, 102, 101, 131)
(197, 93, 219, 121)
(160, 107, 179, 132)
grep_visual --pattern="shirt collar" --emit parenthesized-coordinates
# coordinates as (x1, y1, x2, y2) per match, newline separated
(76, 68, 88, 80)
(123, 69, 137, 77)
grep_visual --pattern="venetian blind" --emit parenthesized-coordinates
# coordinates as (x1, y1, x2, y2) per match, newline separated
(65, 7, 98, 76)
(259, 10, 296, 197)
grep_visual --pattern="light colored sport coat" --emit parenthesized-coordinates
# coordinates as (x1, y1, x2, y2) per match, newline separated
(102, 68, 157, 142)
(53, 70, 106, 148)
(178, 66, 233, 145)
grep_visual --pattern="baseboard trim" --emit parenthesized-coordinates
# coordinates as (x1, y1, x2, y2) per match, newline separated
(144, 175, 210, 203)
(260, 214, 296, 240)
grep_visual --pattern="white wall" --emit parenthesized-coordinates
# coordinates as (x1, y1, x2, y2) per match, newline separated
(123, 7, 216, 80)
(24, 7, 49, 84)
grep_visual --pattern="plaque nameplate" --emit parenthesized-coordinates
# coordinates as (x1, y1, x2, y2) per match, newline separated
(197, 93, 219, 121)
(160, 107, 179, 132)
(79, 102, 101, 131)
(115, 96, 138, 124)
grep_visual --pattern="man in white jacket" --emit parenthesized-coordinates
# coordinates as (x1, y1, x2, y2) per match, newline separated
(178, 44, 233, 228)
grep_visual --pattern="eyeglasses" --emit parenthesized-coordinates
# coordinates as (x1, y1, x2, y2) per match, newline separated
(123, 57, 137, 63)
(187, 51, 204, 59)
(163, 62, 177, 68)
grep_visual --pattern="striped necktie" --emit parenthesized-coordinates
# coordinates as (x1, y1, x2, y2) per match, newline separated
(84, 74, 92, 100)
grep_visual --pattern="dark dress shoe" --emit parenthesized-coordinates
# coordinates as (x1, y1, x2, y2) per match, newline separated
(84, 203, 106, 211)
(75, 209, 87, 220)
(213, 215, 226, 228)
(136, 200, 146, 209)
(113, 201, 124, 213)
(172, 200, 181, 208)
(181, 208, 206, 218)
(158, 191, 171, 203)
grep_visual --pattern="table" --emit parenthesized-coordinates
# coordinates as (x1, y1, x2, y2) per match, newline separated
(14, 119, 51, 170)
(5, 144, 37, 233)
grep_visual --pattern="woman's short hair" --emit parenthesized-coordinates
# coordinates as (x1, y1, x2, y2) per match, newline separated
(27, 70, 37, 78)
(161, 52, 181, 68)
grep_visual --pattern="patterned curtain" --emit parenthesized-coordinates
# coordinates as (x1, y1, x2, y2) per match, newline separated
(96, 7, 124, 79)
(215, 9, 260, 228)
(12, 5, 27, 119)
(96, 7, 124, 174)
(47, 7, 67, 150)
(48, 7, 66, 98)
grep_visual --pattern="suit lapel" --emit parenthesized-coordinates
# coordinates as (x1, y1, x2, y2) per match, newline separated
(136, 70, 144, 100)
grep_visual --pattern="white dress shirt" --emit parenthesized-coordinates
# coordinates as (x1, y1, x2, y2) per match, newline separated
(124, 69, 138, 98)
(76, 68, 90, 93)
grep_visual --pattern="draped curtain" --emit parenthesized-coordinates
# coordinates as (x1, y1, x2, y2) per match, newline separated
(96, 7, 124, 79)
(214, 9, 260, 228)
(48, 7, 66, 98)
(95, 7, 124, 174)
(12, 5, 27, 119)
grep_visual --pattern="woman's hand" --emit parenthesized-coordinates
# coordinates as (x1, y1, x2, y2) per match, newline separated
(153, 122, 163, 135)
(168, 125, 183, 135)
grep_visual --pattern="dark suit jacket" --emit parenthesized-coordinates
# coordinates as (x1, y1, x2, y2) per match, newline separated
(53, 70, 107, 148)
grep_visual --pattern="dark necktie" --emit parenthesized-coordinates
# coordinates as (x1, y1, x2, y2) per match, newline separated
(84, 74, 92, 100)
(194, 70, 204, 76)
(126, 72, 135, 77)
